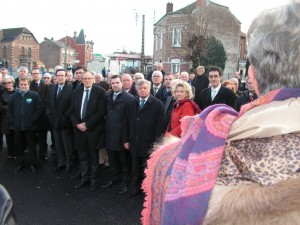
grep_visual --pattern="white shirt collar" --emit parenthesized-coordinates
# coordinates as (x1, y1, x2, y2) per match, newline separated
(139, 95, 150, 102)
(211, 84, 221, 93)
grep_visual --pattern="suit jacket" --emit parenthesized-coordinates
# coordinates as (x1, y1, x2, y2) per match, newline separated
(70, 85, 106, 149)
(30, 81, 49, 129)
(164, 96, 176, 130)
(199, 86, 237, 111)
(237, 91, 258, 111)
(123, 95, 165, 157)
(193, 74, 209, 107)
(105, 90, 135, 151)
(128, 84, 137, 96)
(46, 83, 73, 130)
(150, 84, 164, 103)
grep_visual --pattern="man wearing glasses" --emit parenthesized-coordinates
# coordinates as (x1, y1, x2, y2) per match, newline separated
(70, 71, 106, 191)
(198, 66, 237, 110)
(43, 73, 52, 86)
(30, 68, 50, 161)
(72, 66, 86, 90)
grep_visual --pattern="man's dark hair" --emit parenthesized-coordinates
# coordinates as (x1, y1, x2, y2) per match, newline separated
(74, 65, 87, 72)
(31, 67, 40, 73)
(99, 81, 110, 91)
(111, 75, 121, 80)
(208, 66, 222, 76)
(55, 69, 66, 76)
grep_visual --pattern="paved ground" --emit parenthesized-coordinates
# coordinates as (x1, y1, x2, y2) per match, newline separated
(0, 146, 144, 225)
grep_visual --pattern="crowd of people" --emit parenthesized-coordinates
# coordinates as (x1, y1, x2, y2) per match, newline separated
(1, 1, 299, 224)
(0, 62, 253, 196)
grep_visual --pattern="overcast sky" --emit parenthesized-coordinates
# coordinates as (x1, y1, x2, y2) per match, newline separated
(2, 0, 288, 55)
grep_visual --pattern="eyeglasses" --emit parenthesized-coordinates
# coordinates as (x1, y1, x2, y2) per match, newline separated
(44, 77, 51, 79)
(32, 73, 40, 75)
(209, 75, 220, 79)
(82, 78, 93, 80)
(3, 82, 12, 84)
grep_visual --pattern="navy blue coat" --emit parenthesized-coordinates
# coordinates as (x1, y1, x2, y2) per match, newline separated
(105, 90, 135, 151)
(46, 83, 73, 130)
(7, 90, 42, 131)
(123, 95, 165, 157)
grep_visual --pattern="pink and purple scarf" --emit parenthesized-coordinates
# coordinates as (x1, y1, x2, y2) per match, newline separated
(142, 88, 300, 225)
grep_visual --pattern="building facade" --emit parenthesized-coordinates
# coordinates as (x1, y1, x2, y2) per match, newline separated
(59, 30, 94, 68)
(0, 27, 44, 72)
(40, 37, 76, 72)
(153, 0, 241, 76)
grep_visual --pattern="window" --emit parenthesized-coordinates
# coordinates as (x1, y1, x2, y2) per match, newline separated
(3, 46, 7, 58)
(160, 32, 163, 49)
(28, 47, 31, 56)
(172, 27, 181, 47)
(171, 59, 180, 73)
(21, 47, 25, 55)
(155, 34, 158, 51)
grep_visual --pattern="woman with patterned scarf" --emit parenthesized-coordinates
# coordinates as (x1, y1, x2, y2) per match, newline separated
(142, 1, 300, 224)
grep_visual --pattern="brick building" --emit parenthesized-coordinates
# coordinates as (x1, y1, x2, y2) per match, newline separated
(40, 37, 76, 71)
(238, 31, 247, 77)
(59, 29, 94, 68)
(0, 27, 44, 72)
(153, 0, 241, 76)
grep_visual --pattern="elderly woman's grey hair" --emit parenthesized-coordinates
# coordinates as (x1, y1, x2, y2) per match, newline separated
(247, 0, 300, 94)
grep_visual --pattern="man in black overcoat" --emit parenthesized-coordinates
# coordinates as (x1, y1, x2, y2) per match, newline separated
(101, 75, 135, 195)
(70, 71, 106, 191)
(199, 66, 237, 111)
(123, 79, 165, 196)
(46, 69, 73, 172)
(30, 67, 50, 160)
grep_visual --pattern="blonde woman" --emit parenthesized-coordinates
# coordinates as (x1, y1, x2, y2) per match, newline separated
(166, 81, 200, 137)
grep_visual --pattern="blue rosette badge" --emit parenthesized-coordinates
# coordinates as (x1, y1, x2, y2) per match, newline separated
(26, 98, 32, 103)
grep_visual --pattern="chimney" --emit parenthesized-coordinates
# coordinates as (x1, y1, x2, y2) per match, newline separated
(74, 31, 77, 39)
(0, 30, 3, 41)
(166, 2, 173, 14)
(197, 0, 206, 7)
(51, 37, 54, 41)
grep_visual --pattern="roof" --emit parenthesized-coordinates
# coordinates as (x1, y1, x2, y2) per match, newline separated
(76, 29, 85, 44)
(154, 0, 240, 26)
(0, 27, 38, 43)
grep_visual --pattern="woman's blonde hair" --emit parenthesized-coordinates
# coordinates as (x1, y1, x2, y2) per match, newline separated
(172, 81, 193, 100)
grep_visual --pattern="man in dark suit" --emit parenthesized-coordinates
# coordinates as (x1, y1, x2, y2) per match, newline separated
(237, 76, 258, 111)
(30, 67, 50, 160)
(70, 71, 106, 191)
(199, 66, 237, 110)
(150, 70, 164, 102)
(46, 69, 73, 173)
(72, 66, 86, 90)
(128, 73, 144, 96)
(101, 75, 135, 194)
(14, 66, 28, 89)
(146, 63, 166, 82)
(123, 79, 165, 196)
(7, 77, 42, 173)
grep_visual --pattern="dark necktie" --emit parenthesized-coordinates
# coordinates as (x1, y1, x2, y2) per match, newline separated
(140, 99, 146, 109)
(57, 86, 62, 96)
(82, 90, 89, 120)
(153, 87, 158, 95)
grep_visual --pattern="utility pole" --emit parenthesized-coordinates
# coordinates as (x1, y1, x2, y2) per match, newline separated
(64, 24, 68, 70)
(140, 14, 145, 74)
